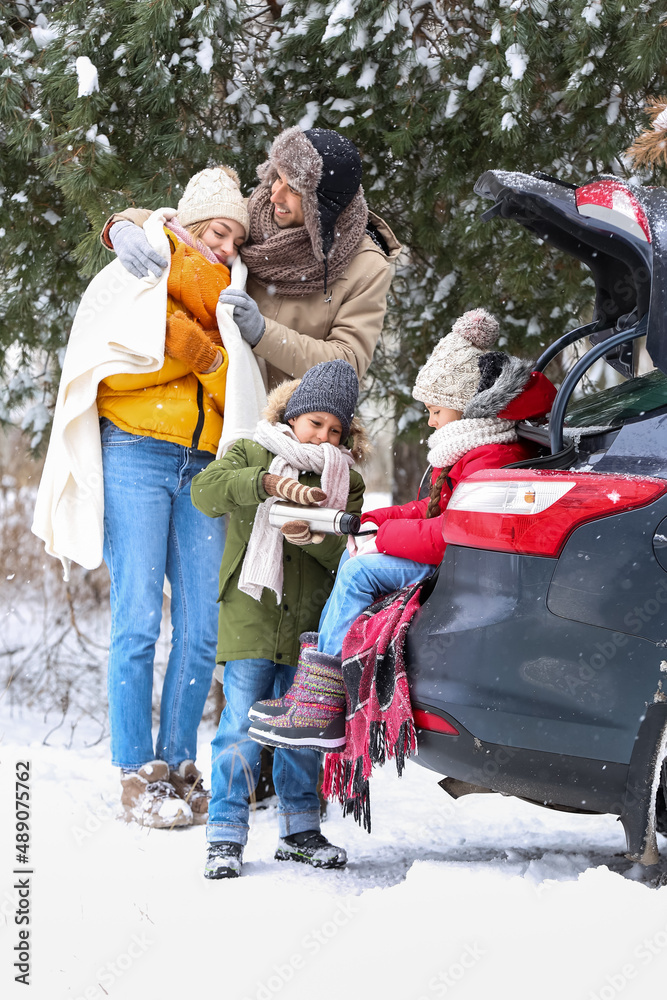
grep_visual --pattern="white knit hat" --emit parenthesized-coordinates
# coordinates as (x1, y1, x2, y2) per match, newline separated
(176, 165, 249, 238)
(412, 308, 500, 411)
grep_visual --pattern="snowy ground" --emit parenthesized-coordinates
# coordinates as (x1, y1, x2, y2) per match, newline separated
(2, 706, 667, 1000)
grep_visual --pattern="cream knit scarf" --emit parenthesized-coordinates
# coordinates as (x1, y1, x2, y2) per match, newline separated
(240, 186, 367, 297)
(238, 420, 354, 603)
(427, 417, 517, 470)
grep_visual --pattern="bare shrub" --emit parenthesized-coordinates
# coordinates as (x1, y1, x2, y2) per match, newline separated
(0, 464, 219, 744)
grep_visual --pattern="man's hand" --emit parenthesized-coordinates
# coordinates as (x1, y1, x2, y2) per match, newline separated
(262, 474, 326, 505)
(219, 289, 266, 346)
(280, 520, 325, 546)
(110, 220, 168, 279)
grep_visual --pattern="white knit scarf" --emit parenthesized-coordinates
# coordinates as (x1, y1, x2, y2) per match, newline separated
(238, 420, 354, 603)
(427, 417, 517, 470)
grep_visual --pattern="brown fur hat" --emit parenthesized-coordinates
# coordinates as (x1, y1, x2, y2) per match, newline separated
(263, 378, 370, 465)
(256, 126, 367, 263)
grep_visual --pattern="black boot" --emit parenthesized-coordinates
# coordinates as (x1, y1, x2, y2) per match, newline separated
(204, 841, 243, 879)
(275, 830, 347, 869)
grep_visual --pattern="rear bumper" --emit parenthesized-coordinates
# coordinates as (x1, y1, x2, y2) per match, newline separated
(411, 702, 627, 814)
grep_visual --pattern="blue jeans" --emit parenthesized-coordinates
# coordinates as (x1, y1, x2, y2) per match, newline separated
(318, 550, 435, 656)
(101, 419, 225, 770)
(207, 659, 322, 845)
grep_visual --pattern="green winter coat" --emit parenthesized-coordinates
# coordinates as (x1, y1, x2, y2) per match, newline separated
(191, 438, 365, 667)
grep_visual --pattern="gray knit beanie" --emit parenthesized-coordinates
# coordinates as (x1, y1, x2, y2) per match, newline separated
(412, 308, 500, 411)
(177, 165, 249, 238)
(284, 360, 359, 439)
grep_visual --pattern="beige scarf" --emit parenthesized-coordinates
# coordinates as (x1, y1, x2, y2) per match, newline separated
(240, 186, 368, 297)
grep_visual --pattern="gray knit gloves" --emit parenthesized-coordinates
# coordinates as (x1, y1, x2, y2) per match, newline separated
(262, 474, 326, 505)
(109, 221, 168, 279)
(219, 289, 266, 346)
(280, 520, 325, 546)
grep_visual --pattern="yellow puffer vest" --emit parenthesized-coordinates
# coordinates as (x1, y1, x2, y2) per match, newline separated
(97, 231, 230, 454)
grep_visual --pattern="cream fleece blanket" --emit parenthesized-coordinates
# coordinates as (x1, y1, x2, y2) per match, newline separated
(32, 208, 266, 578)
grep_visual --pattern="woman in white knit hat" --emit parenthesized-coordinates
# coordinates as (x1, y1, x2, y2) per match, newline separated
(96, 166, 253, 827)
(248, 307, 557, 754)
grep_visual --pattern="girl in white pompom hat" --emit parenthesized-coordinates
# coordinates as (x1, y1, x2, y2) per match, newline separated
(247, 307, 556, 754)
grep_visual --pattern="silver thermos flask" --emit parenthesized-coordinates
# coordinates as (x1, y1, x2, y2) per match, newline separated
(268, 501, 366, 536)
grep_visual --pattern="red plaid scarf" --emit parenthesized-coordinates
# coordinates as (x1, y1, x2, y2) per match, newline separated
(322, 583, 422, 832)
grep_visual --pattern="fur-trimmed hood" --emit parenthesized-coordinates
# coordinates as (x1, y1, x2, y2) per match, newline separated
(462, 352, 556, 422)
(263, 379, 370, 465)
(463, 353, 534, 419)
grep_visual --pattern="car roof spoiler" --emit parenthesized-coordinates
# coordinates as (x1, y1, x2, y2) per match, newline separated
(474, 170, 667, 377)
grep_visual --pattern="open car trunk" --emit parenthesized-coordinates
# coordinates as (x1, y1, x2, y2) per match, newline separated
(474, 169, 667, 379)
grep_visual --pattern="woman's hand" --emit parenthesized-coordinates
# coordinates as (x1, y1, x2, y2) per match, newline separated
(165, 312, 222, 373)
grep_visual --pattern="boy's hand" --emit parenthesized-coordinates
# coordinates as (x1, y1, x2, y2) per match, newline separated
(165, 311, 222, 373)
(280, 520, 325, 546)
(262, 474, 326, 506)
(110, 220, 168, 279)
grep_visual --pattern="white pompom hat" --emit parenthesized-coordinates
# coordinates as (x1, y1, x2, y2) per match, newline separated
(176, 165, 249, 238)
(412, 308, 500, 412)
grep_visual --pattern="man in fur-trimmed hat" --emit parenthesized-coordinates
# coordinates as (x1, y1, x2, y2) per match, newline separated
(102, 127, 401, 389)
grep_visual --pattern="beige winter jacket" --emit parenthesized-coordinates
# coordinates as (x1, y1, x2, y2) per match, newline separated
(102, 209, 401, 389)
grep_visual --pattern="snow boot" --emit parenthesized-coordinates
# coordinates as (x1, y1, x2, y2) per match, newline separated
(204, 841, 243, 880)
(275, 830, 347, 869)
(248, 648, 346, 752)
(120, 760, 193, 828)
(169, 760, 209, 825)
(247, 632, 318, 721)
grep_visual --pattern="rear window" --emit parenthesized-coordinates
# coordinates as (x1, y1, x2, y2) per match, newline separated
(565, 368, 667, 428)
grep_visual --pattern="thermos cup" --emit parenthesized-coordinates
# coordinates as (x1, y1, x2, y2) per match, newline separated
(268, 502, 370, 536)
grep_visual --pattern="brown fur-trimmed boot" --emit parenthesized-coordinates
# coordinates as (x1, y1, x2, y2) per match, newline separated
(169, 760, 210, 825)
(120, 761, 193, 828)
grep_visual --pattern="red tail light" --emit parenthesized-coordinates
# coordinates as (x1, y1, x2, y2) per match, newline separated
(413, 709, 459, 735)
(576, 179, 651, 242)
(442, 469, 666, 558)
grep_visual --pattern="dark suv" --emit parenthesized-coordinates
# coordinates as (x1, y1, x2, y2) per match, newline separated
(407, 170, 667, 866)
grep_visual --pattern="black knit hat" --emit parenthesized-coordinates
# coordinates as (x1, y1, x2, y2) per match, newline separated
(284, 360, 359, 440)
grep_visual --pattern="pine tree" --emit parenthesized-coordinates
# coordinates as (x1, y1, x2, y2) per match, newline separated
(3, 0, 667, 461)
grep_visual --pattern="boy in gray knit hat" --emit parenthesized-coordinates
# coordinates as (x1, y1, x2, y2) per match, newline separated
(283, 358, 359, 440)
(191, 359, 369, 878)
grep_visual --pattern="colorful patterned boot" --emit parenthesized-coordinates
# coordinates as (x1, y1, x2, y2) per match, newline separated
(247, 632, 318, 721)
(248, 648, 346, 752)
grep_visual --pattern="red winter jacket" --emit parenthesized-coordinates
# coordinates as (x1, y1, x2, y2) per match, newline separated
(361, 371, 555, 565)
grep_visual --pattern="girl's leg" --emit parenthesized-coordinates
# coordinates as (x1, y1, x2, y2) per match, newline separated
(102, 423, 175, 770)
(271, 665, 321, 837)
(318, 552, 434, 657)
(157, 446, 225, 768)
(207, 659, 279, 846)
